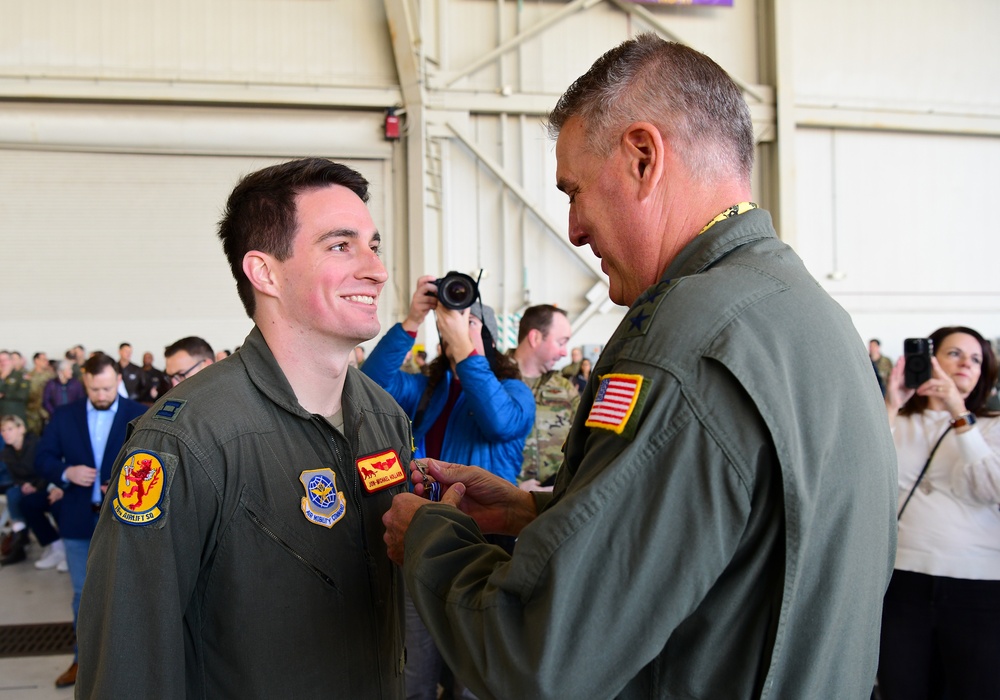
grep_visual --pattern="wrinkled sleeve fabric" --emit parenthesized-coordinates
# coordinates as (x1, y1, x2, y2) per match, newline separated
(77, 429, 218, 699)
(403, 369, 754, 700)
(454, 356, 535, 443)
(948, 418, 1000, 504)
(362, 323, 428, 413)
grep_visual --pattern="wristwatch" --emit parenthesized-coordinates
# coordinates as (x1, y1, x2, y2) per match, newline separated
(950, 412, 977, 429)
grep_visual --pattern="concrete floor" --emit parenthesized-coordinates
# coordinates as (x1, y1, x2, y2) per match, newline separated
(0, 542, 76, 700)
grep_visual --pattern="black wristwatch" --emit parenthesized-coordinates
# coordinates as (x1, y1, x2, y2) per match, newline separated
(950, 412, 977, 429)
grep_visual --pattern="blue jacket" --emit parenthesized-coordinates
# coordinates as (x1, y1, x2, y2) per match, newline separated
(35, 396, 147, 539)
(363, 323, 534, 484)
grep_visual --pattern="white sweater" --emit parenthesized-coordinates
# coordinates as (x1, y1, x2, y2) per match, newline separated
(894, 410, 1000, 580)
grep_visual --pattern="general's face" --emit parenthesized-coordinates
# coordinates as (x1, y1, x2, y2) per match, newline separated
(935, 332, 983, 399)
(556, 117, 659, 306)
(273, 185, 387, 347)
(84, 366, 120, 410)
(537, 313, 572, 373)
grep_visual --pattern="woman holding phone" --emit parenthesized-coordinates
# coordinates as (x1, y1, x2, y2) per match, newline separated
(879, 326, 1000, 699)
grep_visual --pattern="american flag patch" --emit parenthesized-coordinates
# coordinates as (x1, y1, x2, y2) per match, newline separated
(585, 374, 643, 434)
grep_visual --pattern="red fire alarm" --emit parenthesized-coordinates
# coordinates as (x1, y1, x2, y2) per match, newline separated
(385, 108, 401, 140)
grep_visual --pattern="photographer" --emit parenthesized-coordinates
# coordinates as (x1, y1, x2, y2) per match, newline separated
(880, 326, 1000, 699)
(362, 274, 534, 700)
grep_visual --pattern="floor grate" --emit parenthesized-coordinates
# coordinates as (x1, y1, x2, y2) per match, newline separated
(0, 623, 75, 658)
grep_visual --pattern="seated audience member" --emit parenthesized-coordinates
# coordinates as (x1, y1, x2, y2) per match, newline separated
(163, 336, 214, 387)
(43, 361, 86, 417)
(0, 414, 64, 566)
(879, 326, 1000, 699)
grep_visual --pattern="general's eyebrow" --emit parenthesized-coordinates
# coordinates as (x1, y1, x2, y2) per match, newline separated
(556, 178, 572, 194)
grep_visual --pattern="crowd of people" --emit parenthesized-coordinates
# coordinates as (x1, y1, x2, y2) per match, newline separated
(1, 32, 998, 700)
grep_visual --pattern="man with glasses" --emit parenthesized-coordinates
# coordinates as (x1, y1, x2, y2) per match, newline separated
(77, 158, 413, 699)
(163, 336, 215, 387)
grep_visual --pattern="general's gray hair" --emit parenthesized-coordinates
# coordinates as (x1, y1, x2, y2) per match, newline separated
(546, 33, 754, 185)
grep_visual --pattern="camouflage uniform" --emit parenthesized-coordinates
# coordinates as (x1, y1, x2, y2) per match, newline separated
(518, 371, 580, 486)
(26, 366, 55, 434)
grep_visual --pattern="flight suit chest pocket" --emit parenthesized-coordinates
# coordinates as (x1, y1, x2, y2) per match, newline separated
(238, 486, 344, 594)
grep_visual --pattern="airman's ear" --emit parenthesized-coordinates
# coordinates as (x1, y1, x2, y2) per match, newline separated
(242, 251, 278, 298)
(528, 328, 543, 348)
(622, 122, 665, 200)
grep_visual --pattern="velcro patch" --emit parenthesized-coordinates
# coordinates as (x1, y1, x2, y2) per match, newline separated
(585, 373, 646, 438)
(299, 469, 346, 528)
(112, 450, 168, 526)
(154, 399, 186, 422)
(356, 449, 405, 494)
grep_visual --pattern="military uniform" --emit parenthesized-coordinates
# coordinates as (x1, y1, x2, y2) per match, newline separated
(78, 327, 411, 699)
(403, 208, 897, 699)
(0, 369, 30, 420)
(517, 371, 579, 486)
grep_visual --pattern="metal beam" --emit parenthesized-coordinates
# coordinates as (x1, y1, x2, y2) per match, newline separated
(440, 0, 605, 89)
(444, 120, 605, 281)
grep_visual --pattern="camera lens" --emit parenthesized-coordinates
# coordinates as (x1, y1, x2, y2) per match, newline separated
(442, 280, 471, 306)
(435, 271, 479, 310)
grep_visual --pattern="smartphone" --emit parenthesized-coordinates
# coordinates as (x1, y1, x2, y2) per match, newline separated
(903, 337, 932, 389)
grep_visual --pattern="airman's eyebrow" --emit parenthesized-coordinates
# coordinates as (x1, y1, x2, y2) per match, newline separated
(316, 229, 381, 244)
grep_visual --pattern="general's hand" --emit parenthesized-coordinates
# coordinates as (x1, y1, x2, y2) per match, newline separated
(418, 459, 537, 537)
(403, 275, 440, 332)
(65, 465, 97, 487)
(383, 486, 467, 566)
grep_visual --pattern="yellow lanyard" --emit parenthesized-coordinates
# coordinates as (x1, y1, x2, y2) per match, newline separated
(698, 202, 758, 235)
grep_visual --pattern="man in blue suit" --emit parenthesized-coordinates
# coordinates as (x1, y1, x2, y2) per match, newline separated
(36, 352, 146, 688)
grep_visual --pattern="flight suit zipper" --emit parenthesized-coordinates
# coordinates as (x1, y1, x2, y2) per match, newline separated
(245, 507, 341, 593)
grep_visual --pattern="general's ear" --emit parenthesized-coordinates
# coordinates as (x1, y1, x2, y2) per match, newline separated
(622, 122, 665, 199)
(242, 251, 278, 298)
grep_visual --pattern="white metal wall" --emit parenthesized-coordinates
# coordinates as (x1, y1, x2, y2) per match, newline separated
(790, 0, 1000, 356)
(1, 0, 997, 363)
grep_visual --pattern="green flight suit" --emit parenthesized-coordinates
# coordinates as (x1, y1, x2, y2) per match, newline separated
(404, 209, 897, 699)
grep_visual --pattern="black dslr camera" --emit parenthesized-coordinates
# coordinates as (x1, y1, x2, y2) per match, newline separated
(903, 337, 933, 389)
(430, 271, 480, 310)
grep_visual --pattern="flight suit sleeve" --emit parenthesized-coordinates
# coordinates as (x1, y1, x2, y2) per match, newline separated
(76, 427, 220, 699)
(403, 363, 762, 700)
